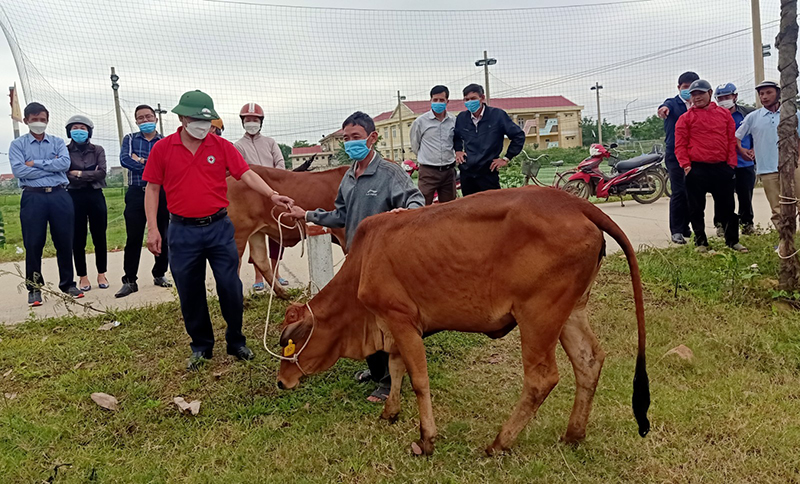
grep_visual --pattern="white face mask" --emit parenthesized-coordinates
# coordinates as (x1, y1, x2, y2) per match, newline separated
(28, 122, 47, 135)
(717, 99, 735, 110)
(185, 120, 212, 140)
(243, 121, 261, 136)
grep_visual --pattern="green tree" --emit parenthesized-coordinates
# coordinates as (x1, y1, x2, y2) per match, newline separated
(629, 115, 665, 141)
(278, 143, 292, 163)
(581, 117, 620, 146)
(292, 140, 312, 148)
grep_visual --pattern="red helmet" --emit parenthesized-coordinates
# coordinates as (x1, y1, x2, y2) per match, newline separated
(239, 102, 264, 118)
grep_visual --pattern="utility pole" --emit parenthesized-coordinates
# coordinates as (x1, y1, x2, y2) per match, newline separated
(8, 84, 21, 139)
(623, 98, 638, 139)
(155, 103, 167, 134)
(776, 0, 799, 290)
(110, 67, 127, 186)
(752, 0, 766, 107)
(397, 90, 406, 161)
(475, 51, 498, 104)
(591, 82, 604, 144)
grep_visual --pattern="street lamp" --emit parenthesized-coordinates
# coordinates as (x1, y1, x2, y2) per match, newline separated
(623, 98, 638, 139)
(155, 103, 168, 135)
(397, 91, 407, 160)
(590, 83, 604, 144)
(475, 51, 498, 103)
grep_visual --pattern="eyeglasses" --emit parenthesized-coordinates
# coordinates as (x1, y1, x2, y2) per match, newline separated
(136, 114, 156, 122)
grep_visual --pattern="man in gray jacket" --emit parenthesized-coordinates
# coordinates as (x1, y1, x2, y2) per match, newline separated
(288, 111, 423, 402)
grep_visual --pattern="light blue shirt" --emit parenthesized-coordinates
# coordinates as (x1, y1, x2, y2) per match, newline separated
(735, 107, 800, 175)
(8, 132, 71, 188)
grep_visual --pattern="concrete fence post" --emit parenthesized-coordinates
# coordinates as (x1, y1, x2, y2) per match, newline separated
(306, 225, 334, 295)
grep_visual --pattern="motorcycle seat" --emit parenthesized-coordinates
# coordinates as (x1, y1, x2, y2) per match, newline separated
(615, 153, 662, 173)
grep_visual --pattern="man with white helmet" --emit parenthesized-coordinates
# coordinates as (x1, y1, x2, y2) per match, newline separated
(234, 102, 289, 289)
(65, 114, 109, 292)
(714, 83, 755, 236)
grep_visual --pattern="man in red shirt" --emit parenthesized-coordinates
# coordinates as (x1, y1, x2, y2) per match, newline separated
(675, 80, 748, 253)
(143, 90, 294, 370)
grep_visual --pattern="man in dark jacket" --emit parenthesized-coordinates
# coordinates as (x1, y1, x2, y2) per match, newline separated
(658, 71, 699, 244)
(675, 79, 748, 253)
(453, 84, 525, 196)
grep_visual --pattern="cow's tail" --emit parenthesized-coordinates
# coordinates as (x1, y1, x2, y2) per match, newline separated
(582, 203, 650, 438)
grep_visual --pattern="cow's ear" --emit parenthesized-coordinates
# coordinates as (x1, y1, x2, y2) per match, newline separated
(280, 321, 311, 347)
(284, 303, 307, 325)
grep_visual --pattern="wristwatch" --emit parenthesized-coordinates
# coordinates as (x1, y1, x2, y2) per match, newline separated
(502, 156, 510, 162)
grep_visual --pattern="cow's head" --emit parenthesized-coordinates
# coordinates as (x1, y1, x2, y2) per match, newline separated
(276, 303, 340, 390)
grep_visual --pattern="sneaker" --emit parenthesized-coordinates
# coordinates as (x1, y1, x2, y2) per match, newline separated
(227, 345, 255, 361)
(28, 291, 43, 307)
(715, 224, 724, 238)
(671, 233, 687, 245)
(186, 350, 212, 371)
(695, 245, 709, 253)
(115, 282, 138, 298)
(742, 224, 756, 236)
(65, 286, 84, 299)
(153, 276, 172, 288)
(729, 243, 749, 253)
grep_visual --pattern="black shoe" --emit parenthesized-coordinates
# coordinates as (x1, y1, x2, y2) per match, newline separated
(671, 233, 687, 245)
(187, 350, 212, 371)
(65, 286, 84, 299)
(153, 276, 172, 288)
(742, 224, 756, 235)
(227, 345, 255, 361)
(115, 282, 139, 298)
(683, 229, 692, 238)
(28, 291, 43, 307)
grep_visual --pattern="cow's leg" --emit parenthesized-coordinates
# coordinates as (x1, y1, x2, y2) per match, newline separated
(380, 351, 406, 423)
(248, 232, 288, 299)
(486, 303, 567, 455)
(386, 320, 436, 455)
(560, 292, 605, 443)
(234, 229, 250, 273)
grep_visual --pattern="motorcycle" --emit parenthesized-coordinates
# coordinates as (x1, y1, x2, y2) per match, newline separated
(562, 143, 666, 205)
(401, 160, 461, 203)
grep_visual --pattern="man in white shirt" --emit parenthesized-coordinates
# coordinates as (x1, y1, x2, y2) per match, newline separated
(233, 102, 288, 289)
(409, 85, 457, 205)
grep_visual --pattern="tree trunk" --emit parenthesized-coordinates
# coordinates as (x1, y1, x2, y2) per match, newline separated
(776, 0, 800, 290)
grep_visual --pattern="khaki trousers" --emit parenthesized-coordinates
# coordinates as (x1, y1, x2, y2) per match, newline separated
(759, 170, 800, 229)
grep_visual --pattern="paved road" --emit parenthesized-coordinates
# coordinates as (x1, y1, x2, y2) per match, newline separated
(0, 189, 773, 325)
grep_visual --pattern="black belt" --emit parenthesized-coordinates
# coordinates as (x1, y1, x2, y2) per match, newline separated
(129, 185, 147, 191)
(420, 163, 455, 171)
(23, 186, 65, 193)
(170, 209, 227, 227)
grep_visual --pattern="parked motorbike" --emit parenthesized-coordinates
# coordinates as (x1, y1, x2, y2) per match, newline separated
(562, 143, 666, 205)
(401, 160, 461, 203)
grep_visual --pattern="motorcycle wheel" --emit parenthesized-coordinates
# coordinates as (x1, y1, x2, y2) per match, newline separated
(562, 179, 591, 199)
(631, 171, 665, 204)
(656, 166, 671, 197)
(553, 169, 577, 189)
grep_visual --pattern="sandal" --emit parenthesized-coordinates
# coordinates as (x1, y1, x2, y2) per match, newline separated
(278, 277, 289, 286)
(252, 282, 265, 292)
(354, 369, 372, 384)
(367, 384, 391, 403)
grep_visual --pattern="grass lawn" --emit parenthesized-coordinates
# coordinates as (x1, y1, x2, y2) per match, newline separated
(0, 188, 129, 264)
(2, 230, 800, 482)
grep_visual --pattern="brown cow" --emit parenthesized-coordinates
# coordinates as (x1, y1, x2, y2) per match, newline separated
(275, 186, 650, 455)
(226, 165, 348, 298)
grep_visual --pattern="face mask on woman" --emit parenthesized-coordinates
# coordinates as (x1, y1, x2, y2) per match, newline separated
(243, 121, 261, 135)
(70, 129, 89, 143)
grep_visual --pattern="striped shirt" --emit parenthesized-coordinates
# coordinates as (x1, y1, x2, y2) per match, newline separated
(120, 131, 164, 187)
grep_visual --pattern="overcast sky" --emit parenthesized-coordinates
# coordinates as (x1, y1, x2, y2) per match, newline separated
(0, 0, 784, 172)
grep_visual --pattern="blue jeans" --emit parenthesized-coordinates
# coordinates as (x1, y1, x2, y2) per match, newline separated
(168, 215, 245, 354)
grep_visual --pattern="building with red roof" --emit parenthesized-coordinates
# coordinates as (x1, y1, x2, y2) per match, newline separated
(373, 95, 583, 161)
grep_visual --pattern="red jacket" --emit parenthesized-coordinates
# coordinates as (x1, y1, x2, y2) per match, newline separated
(674, 102, 737, 169)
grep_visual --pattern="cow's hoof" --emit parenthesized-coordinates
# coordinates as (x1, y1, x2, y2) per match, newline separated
(273, 287, 290, 300)
(411, 440, 434, 456)
(380, 410, 399, 423)
(485, 444, 509, 457)
(560, 432, 585, 445)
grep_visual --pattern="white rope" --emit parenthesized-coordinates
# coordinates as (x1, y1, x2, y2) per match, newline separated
(779, 194, 800, 204)
(261, 210, 316, 375)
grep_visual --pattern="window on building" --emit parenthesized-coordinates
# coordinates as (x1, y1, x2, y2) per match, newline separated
(407, 123, 411, 128)
(392, 126, 397, 138)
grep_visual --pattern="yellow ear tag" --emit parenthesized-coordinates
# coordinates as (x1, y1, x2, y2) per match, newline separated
(284, 339, 296, 357)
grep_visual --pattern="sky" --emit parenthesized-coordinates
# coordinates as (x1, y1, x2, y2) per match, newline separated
(0, 0, 784, 173)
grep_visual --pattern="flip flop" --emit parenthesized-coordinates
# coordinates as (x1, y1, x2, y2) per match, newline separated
(367, 384, 391, 403)
(278, 277, 289, 286)
(252, 282, 265, 292)
(354, 369, 372, 384)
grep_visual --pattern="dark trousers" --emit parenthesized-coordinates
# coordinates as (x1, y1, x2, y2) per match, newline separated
(686, 162, 738, 247)
(418, 165, 457, 205)
(168, 216, 245, 354)
(69, 188, 108, 276)
(460, 170, 500, 196)
(19, 188, 76, 292)
(123, 187, 169, 283)
(366, 351, 391, 386)
(665, 154, 691, 236)
(712, 166, 756, 228)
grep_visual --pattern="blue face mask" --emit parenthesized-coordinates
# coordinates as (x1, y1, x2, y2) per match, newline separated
(344, 139, 371, 161)
(139, 122, 157, 134)
(70, 129, 89, 143)
(431, 102, 447, 114)
(465, 99, 482, 113)
(680, 89, 692, 101)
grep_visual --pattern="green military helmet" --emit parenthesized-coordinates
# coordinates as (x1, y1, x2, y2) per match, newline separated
(171, 90, 219, 120)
